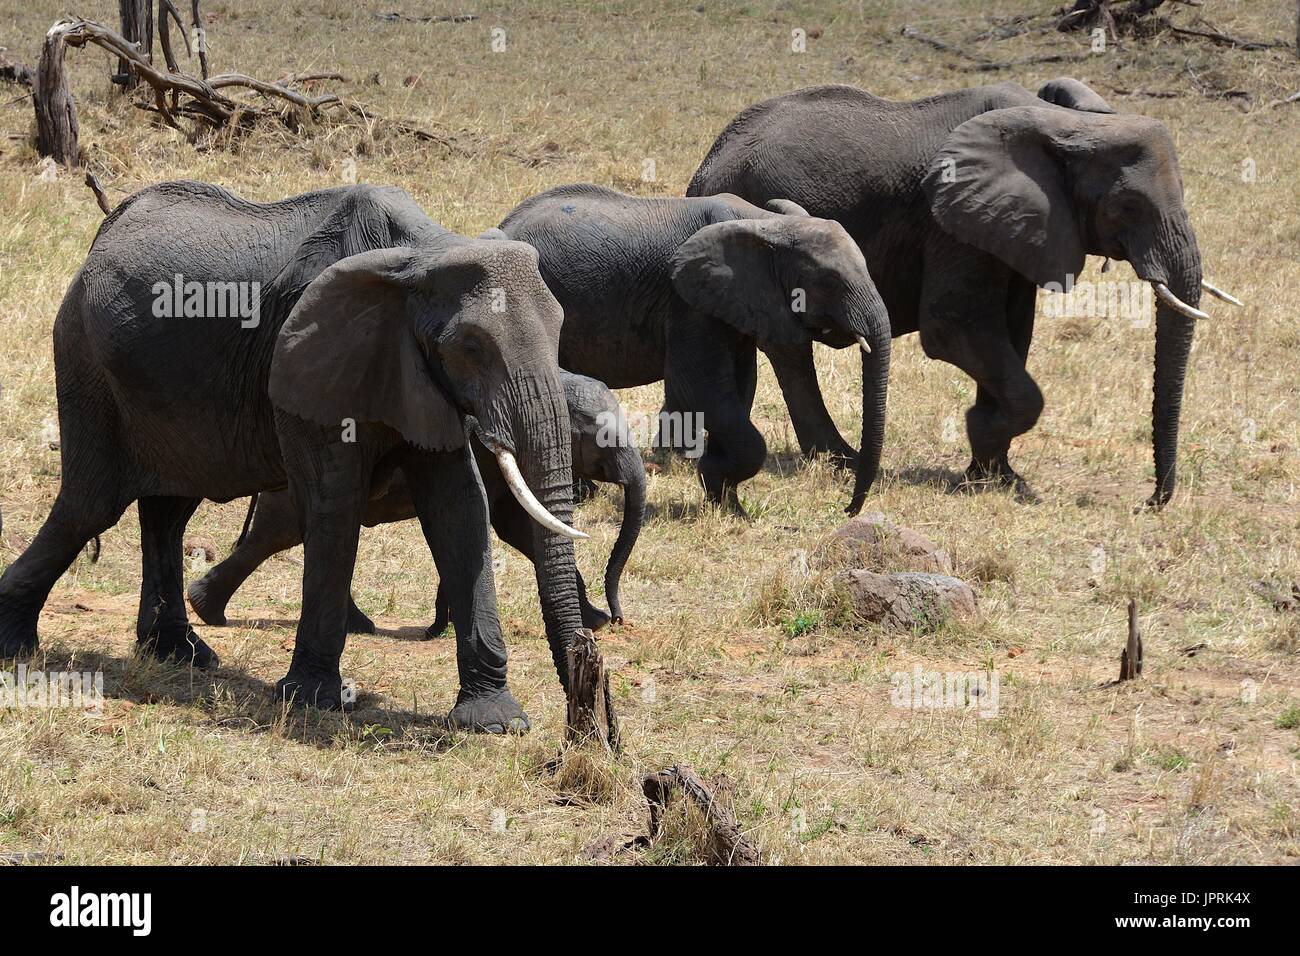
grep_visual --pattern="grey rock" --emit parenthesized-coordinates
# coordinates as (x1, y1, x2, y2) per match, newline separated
(838, 570, 977, 633)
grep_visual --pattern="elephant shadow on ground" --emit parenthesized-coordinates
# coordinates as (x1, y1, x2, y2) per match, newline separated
(227, 617, 434, 642)
(27, 646, 460, 754)
(891, 464, 969, 493)
(888, 464, 1041, 503)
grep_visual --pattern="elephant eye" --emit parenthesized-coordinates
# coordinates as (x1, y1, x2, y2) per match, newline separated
(460, 331, 488, 360)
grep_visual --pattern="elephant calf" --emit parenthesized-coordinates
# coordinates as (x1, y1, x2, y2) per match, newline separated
(496, 184, 892, 514)
(187, 372, 646, 637)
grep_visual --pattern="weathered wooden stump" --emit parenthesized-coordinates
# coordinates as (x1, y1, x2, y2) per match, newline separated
(34, 22, 81, 167)
(1119, 598, 1144, 682)
(565, 628, 620, 754)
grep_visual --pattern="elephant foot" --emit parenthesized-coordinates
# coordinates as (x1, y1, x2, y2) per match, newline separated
(140, 625, 220, 669)
(0, 599, 39, 659)
(581, 604, 611, 632)
(276, 668, 347, 710)
(425, 605, 450, 640)
(447, 687, 530, 735)
(346, 598, 377, 636)
(186, 578, 230, 627)
(806, 443, 858, 473)
(962, 459, 1040, 504)
(1142, 485, 1173, 512)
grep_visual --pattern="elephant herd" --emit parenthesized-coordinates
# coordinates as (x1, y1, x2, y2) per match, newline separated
(0, 79, 1236, 733)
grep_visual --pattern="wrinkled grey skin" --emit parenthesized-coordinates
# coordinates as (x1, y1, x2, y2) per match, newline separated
(0, 181, 587, 734)
(186, 371, 646, 637)
(689, 79, 1204, 507)
(498, 184, 892, 513)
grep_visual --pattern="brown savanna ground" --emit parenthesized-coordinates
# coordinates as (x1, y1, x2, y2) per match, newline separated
(1, 1, 1297, 864)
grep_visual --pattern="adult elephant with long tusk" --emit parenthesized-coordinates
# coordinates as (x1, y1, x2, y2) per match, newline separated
(688, 78, 1242, 507)
(0, 181, 588, 734)
(496, 185, 892, 515)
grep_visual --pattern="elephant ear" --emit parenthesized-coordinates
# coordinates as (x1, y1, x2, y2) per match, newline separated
(923, 106, 1087, 288)
(1037, 77, 1114, 114)
(270, 246, 465, 452)
(765, 198, 811, 217)
(669, 217, 837, 346)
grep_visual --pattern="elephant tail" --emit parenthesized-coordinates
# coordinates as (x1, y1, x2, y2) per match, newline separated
(235, 494, 259, 549)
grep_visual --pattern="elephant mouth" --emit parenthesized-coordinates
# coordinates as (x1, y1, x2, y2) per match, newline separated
(814, 326, 854, 349)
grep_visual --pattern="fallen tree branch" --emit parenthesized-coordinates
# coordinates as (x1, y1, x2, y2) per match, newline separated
(963, 51, 1092, 71)
(901, 24, 990, 64)
(190, 0, 208, 79)
(1168, 24, 1291, 51)
(642, 765, 762, 865)
(373, 12, 479, 24)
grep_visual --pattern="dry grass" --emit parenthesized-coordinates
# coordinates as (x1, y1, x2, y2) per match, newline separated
(1, 0, 1298, 864)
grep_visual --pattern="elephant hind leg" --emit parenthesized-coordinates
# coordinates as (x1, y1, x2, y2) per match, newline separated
(137, 496, 219, 668)
(188, 490, 302, 628)
(0, 489, 130, 655)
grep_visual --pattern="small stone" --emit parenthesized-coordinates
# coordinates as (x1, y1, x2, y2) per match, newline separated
(815, 512, 952, 574)
(183, 536, 217, 564)
(838, 570, 977, 633)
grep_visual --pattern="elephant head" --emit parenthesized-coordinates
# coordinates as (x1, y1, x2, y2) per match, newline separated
(922, 102, 1236, 506)
(268, 239, 585, 685)
(562, 372, 646, 624)
(667, 212, 892, 513)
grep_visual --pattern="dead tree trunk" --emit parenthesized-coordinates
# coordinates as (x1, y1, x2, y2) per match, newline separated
(35, 22, 80, 167)
(115, 0, 153, 90)
(565, 628, 620, 753)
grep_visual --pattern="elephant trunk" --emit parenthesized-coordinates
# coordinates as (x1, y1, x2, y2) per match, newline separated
(1129, 213, 1202, 507)
(843, 279, 893, 515)
(506, 370, 586, 690)
(603, 445, 646, 624)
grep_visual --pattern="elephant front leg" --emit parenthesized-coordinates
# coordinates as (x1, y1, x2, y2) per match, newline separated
(764, 341, 858, 469)
(403, 447, 529, 734)
(664, 341, 766, 514)
(276, 419, 379, 710)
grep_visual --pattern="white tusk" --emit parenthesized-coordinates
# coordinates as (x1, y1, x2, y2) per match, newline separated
(1152, 283, 1210, 321)
(856, 335, 872, 354)
(495, 451, 588, 541)
(1200, 279, 1243, 307)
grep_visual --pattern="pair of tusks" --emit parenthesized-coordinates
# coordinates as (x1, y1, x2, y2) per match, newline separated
(1153, 280, 1245, 321)
(496, 450, 588, 541)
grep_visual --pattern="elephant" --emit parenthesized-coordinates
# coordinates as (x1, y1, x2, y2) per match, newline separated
(0, 180, 589, 733)
(186, 371, 646, 638)
(688, 78, 1240, 507)
(496, 184, 892, 514)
